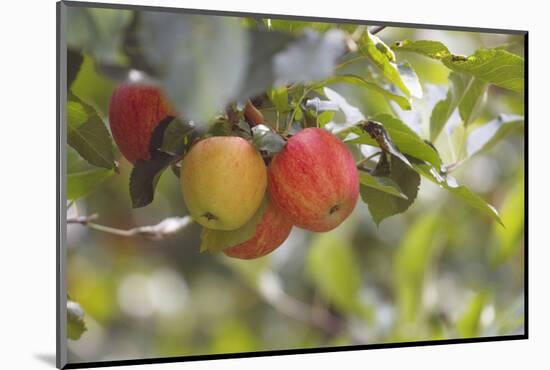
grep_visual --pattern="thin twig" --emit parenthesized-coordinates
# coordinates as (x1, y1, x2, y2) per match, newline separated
(370, 25, 387, 35)
(68, 215, 193, 240)
(67, 214, 98, 224)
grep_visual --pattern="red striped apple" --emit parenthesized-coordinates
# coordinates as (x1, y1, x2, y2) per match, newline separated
(268, 128, 359, 232)
(109, 83, 175, 163)
(180, 136, 267, 231)
(224, 199, 293, 259)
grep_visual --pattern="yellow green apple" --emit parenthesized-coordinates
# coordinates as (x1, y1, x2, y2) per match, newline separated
(180, 136, 267, 230)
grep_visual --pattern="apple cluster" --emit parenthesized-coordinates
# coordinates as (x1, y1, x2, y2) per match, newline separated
(109, 83, 360, 260)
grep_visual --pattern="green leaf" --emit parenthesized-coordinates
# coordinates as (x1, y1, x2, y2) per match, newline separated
(430, 72, 471, 141)
(267, 19, 334, 34)
(443, 49, 524, 93)
(129, 153, 175, 208)
(240, 17, 262, 29)
(360, 155, 420, 225)
(459, 78, 488, 126)
(397, 61, 423, 98)
(170, 163, 181, 179)
(208, 120, 232, 137)
(346, 114, 442, 169)
(233, 120, 253, 140)
(321, 87, 368, 124)
(68, 95, 93, 126)
(306, 233, 363, 314)
(67, 94, 116, 169)
(392, 39, 451, 59)
(492, 178, 524, 264)
(430, 72, 468, 141)
(345, 119, 411, 167)
(410, 160, 502, 225)
(71, 54, 117, 117)
(129, 116, 198, 208)
(317, 111, 335, 127)
(68, 167, 114, 200)
(200, 198, 267, 254)
(66, 7, 132, 64)
(375, 113, 442, 168)
(430, 72, 489, 140)
(267, 86, 289, 112)
(160, 118, 197, 156)
(67, 299, 87, 340)
(67, 48, 84, 89)
(393, 41, 524, 93)
(466, 114, 524, 157)
(457, 292, 489, 337)
(358, 31, 414, 97)
(395, 213, 440, 323)
(251, 125, 286, 155)
(293, 106, 304, 122)
(139, 12, 249, 125)
(319, 74, 412, 110)
(359, 171, 408, 199)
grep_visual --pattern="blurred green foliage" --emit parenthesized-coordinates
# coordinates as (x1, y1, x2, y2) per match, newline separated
(64, 6, 524, 364)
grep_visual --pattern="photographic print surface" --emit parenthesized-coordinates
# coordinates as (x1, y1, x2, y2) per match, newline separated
(59, 1, 526, 368)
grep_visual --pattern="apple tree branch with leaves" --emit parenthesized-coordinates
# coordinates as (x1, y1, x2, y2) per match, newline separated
(65, 7, 524, 341)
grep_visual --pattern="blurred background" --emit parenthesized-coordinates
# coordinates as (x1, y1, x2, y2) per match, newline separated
(65, 9, 525, 363)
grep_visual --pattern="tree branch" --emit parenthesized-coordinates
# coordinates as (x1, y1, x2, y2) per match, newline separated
(370, 25, 387, 35)
(67, 215, 193, 240)
(67, 214, 98, 224)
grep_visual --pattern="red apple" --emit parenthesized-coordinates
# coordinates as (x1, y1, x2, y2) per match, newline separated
(224, 200, 293, 259)
(268, 128, 359, 232)
(109, 83, 175, 163)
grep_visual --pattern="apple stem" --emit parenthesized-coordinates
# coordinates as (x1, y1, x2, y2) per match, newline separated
(244, 100, 265, 126)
